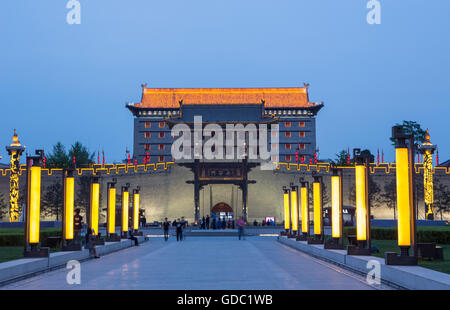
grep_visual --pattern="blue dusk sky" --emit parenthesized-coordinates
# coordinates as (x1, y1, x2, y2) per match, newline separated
(0, 0, 448, 163)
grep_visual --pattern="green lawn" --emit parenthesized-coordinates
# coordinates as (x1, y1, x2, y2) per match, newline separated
(371, 239, 450, 274)
(0, 228, 62, 236)
(0, 246, 25, 263)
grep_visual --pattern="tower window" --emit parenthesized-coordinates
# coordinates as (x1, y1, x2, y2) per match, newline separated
(299, 131, 306, 138)
(145, 122, 151, 128)
(144, 144, 151, 151)
(285, 132, 291, 138)
(145, 132, 151, 138)
(299, 121, 305, 127)
(159, 122, 165, 128)
(159, 132, 165, 138)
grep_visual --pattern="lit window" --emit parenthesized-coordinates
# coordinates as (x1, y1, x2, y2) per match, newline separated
(285, 132, 291, 138)
(159, 144, 165, 151)
(159, 132, 165, 138)
(159, 156, 165, 162)
(159, 122, 165, 128)
(299, 144, 306, 150)
(145, 132, 151, 138)
(299, 131, 306, 138)
(144, 144, 151, 151)
(299, 121, 305, 127)
(285, 121, 291, 127)
(145, 122, 151, 128)
(285, 144, 291, 150)
(285, 155, 291, 162)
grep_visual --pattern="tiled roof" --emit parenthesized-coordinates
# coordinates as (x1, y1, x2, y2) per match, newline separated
(132, 86, 317, 108)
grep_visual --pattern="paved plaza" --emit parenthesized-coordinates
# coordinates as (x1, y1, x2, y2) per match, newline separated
(2, 235, 390, 290)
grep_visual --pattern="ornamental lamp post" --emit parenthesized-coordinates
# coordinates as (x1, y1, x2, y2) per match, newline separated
(106, 178, 120, 242)
(24, 150, 49, 258)
(324, 165, 344, 250)
(121, 183, 130, 238)
(62, 168, 82, 251)
(385, 126, 418, 265)
(281, 186, 291, 236)
(418, 129, 437, 220)
(132, 186, 143, 236)
(289, 183, 299, 238)
(347, 148, 372, 256)
(297, 179, 309, 241)
(5, 129, 26, 222)
(308, 174, 324, 244)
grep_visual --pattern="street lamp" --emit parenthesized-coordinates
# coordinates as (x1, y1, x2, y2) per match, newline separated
(62, 168, 82, 251)
(106, 178, 120, 242)
(5, 129, 25, 222)
(297, 180, 309, 241)
(347, 148, 372, 256)
(324, 165, 344, 250)
(121, 183, 130, 238)
(24, 150, 49, 258)
(308, 174, 324, 244)
(89, 175, 103, 247)
(289, 183, 299, 238)
(132, 186, 143, 235)
(385, 126, 418, 265)
(281, 186, 291, 236)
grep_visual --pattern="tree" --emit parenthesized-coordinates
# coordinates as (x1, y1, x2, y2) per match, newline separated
(69, 142, 95, 168)
(360, 149, 375, 163)
(41, 182, 64, 220)
(390, 120, 426, 150)
(333, 149, 352, 166)
(0, 193, 8, 221)
(46, 142, 70, 169)
(379, 178, 397, 219)
(434, 179, 450, 220)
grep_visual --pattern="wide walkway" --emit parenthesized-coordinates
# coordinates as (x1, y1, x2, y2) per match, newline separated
(2, 236, 389, 290)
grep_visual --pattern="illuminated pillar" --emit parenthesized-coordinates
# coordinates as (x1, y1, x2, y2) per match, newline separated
(121, 185, 130, 237)
(290, 186, 299, 234)
(283, 187, 291, 233)
(418, 129, 436, 220)
(355, 165, 368, 242)
(5, 129, 25, 222)
(385, 126, 417, 265)
(313, 180, 322, 237)
(331, 175, 342, 239)
(300, 184, 309, 236)
(133, 188, 140, 231)
(89, 178, 100, 236)
(24, 150, 48, 257)
(396, 148, 413, 247)
(107, 183, 116, 237)
(63, 171, 75, 241)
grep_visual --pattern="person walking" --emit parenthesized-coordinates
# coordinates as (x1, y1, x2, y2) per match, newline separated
(180, 217, 187, 241)
(236, 217, 246, 240)
(205, 215, 210, 229)
(175, 218, 182, 241)
(201, 216, 206, 230)
(85, 227, 100, 258)
(163, 217, 170, 241)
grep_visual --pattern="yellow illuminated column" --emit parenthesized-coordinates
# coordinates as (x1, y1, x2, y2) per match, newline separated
(313, 182, 322, 236)
(89, 182, 100, 236)
(122, 190, 129, 234)
(396, 148, 412, 247)
(107, 186, 116, 235)
(331, 175, 342, 239)
(290, 189, 298, 232)
(283, 191, 290, 231)
(355, 165, 368, 241)
(27, 166, 42, 244)
(133, 192, 140, 230)
(301, 186, 309, 234)
(63, 176, 75, 240)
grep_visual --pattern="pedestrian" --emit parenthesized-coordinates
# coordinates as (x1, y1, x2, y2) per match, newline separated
(175, 218, 182, 241)
(205, 215, 210, 229)
(236, 217, 246, 240)
(129, 229, 139, 246)
(73, 208, 83, 242)
(222, 218, 226, 230)
(212, 218, 216, 230)
(85, 227, 100, 258)
(202, 216, 206, 229)
(180, 217, 187, 240)
(163, 217, 170, 241)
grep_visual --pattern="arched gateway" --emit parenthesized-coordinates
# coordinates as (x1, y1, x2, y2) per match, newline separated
(211, 202, 233, 221)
